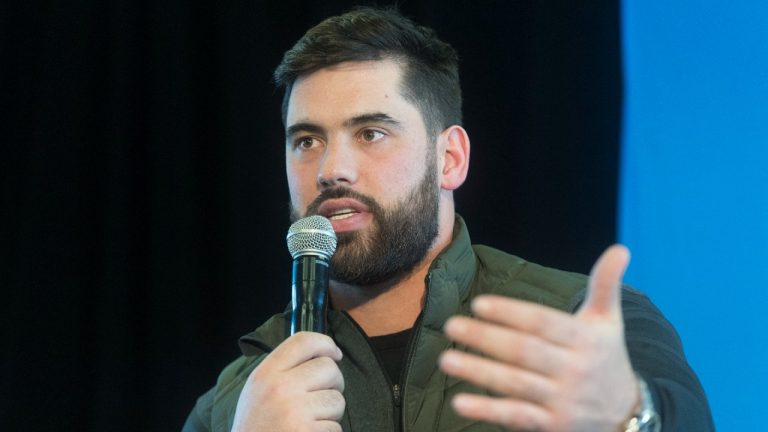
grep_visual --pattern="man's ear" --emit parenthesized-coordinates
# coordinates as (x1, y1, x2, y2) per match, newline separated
(438, 125, 470, 190)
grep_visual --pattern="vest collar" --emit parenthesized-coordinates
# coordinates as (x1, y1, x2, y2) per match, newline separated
(419, 214, 477, 332)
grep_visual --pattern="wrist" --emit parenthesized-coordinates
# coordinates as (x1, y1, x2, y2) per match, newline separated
(621, 375, 660, 432)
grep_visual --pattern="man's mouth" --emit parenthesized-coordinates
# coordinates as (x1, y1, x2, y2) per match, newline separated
(327, 208, 359, 220)
(317, 198, 370, 219)
(314, 198, 374, 233)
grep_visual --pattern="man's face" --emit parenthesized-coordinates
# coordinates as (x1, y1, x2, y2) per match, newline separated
(285, 60, 440, 285)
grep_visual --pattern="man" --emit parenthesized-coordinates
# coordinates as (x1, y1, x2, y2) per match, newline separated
(184, 7, 713, 432)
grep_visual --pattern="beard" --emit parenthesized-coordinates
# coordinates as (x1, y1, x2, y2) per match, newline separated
(291, 157, 440, 287)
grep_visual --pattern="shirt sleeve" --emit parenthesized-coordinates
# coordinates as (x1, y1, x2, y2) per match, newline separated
(620, 287, 715, 431)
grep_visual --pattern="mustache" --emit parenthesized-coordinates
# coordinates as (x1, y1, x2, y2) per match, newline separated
(302, 187, 384, 219)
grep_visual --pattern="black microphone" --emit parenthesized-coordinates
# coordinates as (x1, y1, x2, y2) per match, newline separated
(286, 215, 337, 335)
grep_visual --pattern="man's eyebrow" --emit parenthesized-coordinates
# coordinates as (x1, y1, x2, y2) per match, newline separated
(285, 122, 324, 137)
(285, 113, 402, 137)
(343, 112, 402, 129)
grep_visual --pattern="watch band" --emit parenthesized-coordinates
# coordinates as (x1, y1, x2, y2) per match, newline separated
(623, 376, 661, 432)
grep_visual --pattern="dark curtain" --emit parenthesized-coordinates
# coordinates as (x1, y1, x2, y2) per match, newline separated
(1, 1, 621, 430)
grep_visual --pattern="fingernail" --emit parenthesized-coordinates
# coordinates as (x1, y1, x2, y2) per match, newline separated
(439, 351, 460, 369)
(472, 297, 491, 314)
(452, 395, 472, 411)
(445, 318, 467, 336)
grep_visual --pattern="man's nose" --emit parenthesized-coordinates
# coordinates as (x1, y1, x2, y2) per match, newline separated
(317, 139, 358, 189)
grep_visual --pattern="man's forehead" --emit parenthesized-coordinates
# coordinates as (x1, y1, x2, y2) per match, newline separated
(285, 59, 419, 127)
(289, 60, 403, 100)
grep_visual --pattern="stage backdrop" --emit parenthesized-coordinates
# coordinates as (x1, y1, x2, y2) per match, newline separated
(1, 2, 621, 431)
(620, 1, 768, 430)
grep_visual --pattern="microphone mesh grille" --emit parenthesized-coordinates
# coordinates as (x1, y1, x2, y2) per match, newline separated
(286, 215, 337, 259)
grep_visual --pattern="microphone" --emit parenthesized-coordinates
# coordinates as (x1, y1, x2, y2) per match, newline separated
(286, 215, 337, 335)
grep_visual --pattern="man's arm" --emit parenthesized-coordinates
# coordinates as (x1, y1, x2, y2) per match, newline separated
(622, 286, 714, 430)
(439, 245, 713, 431)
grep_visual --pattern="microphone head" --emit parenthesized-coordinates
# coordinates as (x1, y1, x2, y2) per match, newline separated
(286, 215, 337, 260)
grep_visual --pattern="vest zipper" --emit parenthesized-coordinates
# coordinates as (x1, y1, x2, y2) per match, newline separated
(393, 383, 401, 407)
(397, 271, 432, 432)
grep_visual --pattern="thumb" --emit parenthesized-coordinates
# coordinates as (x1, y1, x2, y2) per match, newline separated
(578, 244, 630, 320)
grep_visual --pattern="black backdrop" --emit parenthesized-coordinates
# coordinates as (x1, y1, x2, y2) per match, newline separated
(2, 1, 621, 430)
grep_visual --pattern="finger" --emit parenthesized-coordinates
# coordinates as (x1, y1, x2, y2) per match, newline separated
(451, 393, 550, 431)
(292, 356, 345, 392)
(578, 244, 630, 320)
(268, 332, 343, 371)
(308, 389, 346, 421)
(443, 316, 569, 374)
(439, 349, 556, 404)
(466, 295, 587, 347)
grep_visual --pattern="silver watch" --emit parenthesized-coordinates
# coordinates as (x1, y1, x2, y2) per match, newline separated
(623, 376, 661, 432)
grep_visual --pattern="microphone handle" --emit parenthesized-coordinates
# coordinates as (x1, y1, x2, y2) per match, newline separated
(290, 255, 330, 334)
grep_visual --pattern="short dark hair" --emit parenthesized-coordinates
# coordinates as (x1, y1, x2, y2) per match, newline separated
(274, 7, 462, 138)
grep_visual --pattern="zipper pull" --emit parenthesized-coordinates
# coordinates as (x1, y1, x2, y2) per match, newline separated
(393, 383, 401, 407)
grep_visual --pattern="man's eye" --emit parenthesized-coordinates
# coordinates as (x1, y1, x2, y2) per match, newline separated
(360, 129, 385, 142)
(295, 137, 317, 150)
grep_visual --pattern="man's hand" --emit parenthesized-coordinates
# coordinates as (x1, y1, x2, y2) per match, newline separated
(439, 245, 639, 432)
(232, 332, 346, 432)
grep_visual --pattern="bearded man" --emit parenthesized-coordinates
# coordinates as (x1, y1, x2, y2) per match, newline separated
(183, 7, 713, 432)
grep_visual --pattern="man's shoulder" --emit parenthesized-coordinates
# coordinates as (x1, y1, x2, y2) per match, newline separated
(471, 244, 588, 312)
(184, 354, 265, 432)
(185, 313, 289, 431)
(214, 312, 289, 392)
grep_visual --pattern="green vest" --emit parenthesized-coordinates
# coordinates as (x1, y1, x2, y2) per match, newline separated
(185, 216, 591, 431)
